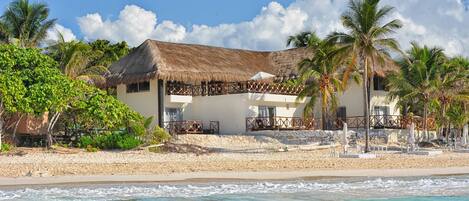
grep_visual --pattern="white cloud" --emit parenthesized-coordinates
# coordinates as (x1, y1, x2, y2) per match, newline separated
(76, 0, 469, 56)
(45, 24, 76, 43)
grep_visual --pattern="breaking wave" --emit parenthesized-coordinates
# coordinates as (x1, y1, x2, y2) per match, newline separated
(1, 176, 469, 201)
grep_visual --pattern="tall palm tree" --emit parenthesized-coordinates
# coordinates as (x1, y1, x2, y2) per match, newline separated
(433, 57, 469, 140)
(297, 39, 344, 129)
(387, 42, 446, 140)
(0, 0, 56, 47)
(47, 35, 108, 85)
(287, 31, 321, 48)
(327, 0, 402, 152)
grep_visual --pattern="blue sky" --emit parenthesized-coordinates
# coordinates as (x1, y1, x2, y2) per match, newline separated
(1, 0, 469, 56)
(0, 0, 295, 39)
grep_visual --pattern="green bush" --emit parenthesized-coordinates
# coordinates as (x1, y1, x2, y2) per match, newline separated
(117, 135, 141, 150)
(0, 143, 11, 152)
(79, 136, 94, 148)
(86, 145, 99, 152)
(148, 126, 171, 145)
(79, 131, 142, 150)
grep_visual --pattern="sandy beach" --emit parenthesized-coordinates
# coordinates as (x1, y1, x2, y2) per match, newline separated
(1, 148, 469, 185)
(1, 135, 469, 186)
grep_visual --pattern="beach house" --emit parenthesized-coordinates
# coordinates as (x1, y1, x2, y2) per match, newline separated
(107, 39, 403, 134)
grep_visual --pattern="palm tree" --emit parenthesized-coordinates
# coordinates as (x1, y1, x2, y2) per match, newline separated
(297, 39, 344, 129)
(433, 57, 469, 140)
(447, 102, 469, 140)
(326, 0, 402, 152)
(387, 42, 446, 140)
(0, 0, 56, 47)
(287, 31, 321, 48)
(47, 35, 108, 85)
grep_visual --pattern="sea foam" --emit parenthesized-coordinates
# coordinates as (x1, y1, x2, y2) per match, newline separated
(1, 176, 469, 201)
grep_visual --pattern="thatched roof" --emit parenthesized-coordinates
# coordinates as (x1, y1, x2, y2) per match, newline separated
(107, 40, 309, 85)
(107, 39, 398, 85)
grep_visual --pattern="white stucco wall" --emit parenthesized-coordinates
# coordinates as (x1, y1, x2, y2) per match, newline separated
(336, 82, 400, 117)
(176, 93, 309, 134)
(116, 79, 159, 126)
(115, 79, 400, 134)
(184, 94, 249, 134)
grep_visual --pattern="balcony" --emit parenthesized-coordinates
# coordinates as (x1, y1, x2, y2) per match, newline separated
(245, 116, 319, 131)
(164, 120, 220, 135)
(332, 115, 436, 130)
(245, 115, 436, 132)
(166, 81, 304, 96)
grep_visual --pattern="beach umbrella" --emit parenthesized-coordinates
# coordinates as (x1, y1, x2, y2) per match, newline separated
(341, 123, 348, 145)
(407, 123, 416, 151)
(463, 124, 468, 146)
(341, 123, 349, 153)
(250, 72, 275, 81)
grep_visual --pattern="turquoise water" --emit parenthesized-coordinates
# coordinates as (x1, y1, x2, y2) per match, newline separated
(1, 176, 469, 200)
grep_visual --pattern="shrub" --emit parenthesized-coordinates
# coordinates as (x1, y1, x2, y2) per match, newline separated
(0, 143, 11, 152)
(86, 145, 99, 152)
(79, 130, 142, 150)
(116, 135, 141, 150)
(79, 136, 94, 148)
(148, 126, 171, 145)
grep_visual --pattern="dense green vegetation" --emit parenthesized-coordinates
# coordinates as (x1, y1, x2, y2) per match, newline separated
(0, 0, 56, 47)
(0, 0, 168, 151)
(291, 0, 468, 149)
(0, 45, 153, 150)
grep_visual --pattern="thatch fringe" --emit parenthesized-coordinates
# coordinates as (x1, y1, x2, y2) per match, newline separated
(106, 39, 398, 86)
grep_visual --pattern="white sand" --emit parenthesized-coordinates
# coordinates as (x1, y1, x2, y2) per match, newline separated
(1, 167, 468, 186)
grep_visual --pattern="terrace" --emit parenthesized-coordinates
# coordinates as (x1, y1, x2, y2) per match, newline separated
(166, 81, 304, 96)
(245, 115, 436, 132)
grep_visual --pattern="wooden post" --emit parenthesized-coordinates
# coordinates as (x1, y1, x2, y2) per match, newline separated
(157, 79, 164, 128)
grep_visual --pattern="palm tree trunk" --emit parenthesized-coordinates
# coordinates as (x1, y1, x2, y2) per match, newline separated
(0, 118, 3, 150)
(423, 101, 428, 141)
(363, 57, 370, 153)
(321, 92, 327, 130)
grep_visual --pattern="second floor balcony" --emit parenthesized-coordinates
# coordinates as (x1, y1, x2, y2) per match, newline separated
(166, 81, 304, 96)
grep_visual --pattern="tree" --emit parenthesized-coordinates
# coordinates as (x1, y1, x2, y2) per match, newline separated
(0, 70, 27, 149)
(297, 40, 346, 129)
(433, 56, 468, 140)
(447, 102, 469, 140)
(327, 0, 402, 152)
(387, 42, 446, 140)
(0, 0, 56, 47)
(47, 38, 130, 85)
(88, 39, 130, 67)
(47, 37, 108, 85)
(287, 31, 321, 48)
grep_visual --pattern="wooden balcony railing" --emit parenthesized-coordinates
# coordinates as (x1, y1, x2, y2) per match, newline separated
(331, 115, 436, 130)
(166, 81, 304, 96)
(246, 115, 436, 132)
(164, 120, 219, 135)
(245, 116, 319, 131)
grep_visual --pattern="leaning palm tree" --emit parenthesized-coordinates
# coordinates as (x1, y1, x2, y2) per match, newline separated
(47, 35, 108, 85)
(297, 40, 344, 129)
(387, 42, 446, 140)
(433, 57, 469, 140)
(0, 0, 56, 47)
(287, 31, 321, 48)
(326, 0, 402, 152)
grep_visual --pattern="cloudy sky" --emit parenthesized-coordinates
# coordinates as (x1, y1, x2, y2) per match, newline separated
(2, 0, 469, 56)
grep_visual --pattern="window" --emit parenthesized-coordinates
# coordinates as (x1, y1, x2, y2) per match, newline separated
(336, 107, 347, 121)
(165, 108, 183, 122)
(258, 106, 276, 118)
(126, 81, 150, 93)
(373, 106, 390, 116)
(373, 76, 387, 91)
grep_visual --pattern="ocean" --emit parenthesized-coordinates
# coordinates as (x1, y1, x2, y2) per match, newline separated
(1, 175, 469, 201)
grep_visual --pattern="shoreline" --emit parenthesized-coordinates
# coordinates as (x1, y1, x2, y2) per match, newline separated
(1, 167, 469, 187)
